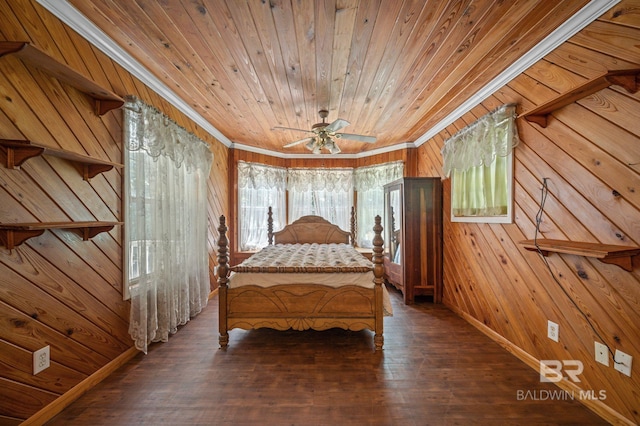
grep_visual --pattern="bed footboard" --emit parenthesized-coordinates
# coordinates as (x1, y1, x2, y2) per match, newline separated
(217, 215, 384, 350)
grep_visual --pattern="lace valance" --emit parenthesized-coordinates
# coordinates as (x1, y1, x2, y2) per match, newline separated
(354, 161, 404, 191)
(287, 168, 354, 192)
(441, 104, 519, 177)
(123, 96, 213, 172)
(238, 161, 287, 190)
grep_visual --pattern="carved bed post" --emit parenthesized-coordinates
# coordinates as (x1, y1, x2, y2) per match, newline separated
(372, 215, 384, 351)
(217, 215, 229, 349)
(350, 206, 356, 247)
(267, 206, 273, 245)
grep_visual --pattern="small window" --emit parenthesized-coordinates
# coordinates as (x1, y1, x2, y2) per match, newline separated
(442, 104, 519, 224)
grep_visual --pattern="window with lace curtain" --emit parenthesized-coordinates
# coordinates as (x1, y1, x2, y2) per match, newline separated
(237, 161, 286, 251)
(354, 161, 404, 248)
(287, 168, 354, 232)
(237, 162, 403, 250)
(123, 96, 212, 353)
(441, 104, 519, 224)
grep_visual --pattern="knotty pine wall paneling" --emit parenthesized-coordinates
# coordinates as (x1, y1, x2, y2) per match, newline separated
(416, 2, 640, 423)
(0, 1, 228, 423)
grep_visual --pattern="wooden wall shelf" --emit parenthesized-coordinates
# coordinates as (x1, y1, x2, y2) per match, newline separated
(521, 68, 640, 128)
(0, 41, 124, 115)
(0, 139, 122, 180)
(0, 221, 123, 250)
(520, 239, 640, 272)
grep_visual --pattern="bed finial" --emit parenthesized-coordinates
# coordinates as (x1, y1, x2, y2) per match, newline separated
(217, 215, 229, 349)
(267, 206, 273, 245)
(372, 215, 384, 351)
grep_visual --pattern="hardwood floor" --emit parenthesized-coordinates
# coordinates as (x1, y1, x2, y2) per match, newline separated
(47, 287, 606, 425)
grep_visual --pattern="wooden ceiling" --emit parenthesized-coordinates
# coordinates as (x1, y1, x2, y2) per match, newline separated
(66, 0, 590, 155)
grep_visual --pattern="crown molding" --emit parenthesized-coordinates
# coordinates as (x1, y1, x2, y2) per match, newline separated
(37, 0, 617, 158)
(413, 0, 620, 147)
(231, 141, 415, 159)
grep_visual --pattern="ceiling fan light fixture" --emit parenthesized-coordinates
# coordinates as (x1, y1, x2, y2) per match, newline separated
(305, 139, 316, 152)
(278, 110, 376, 154)
(326, 139, 341, 154)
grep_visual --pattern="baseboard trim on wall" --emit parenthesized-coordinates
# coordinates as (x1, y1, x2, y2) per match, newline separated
(444, 302, 635, 426)
(22, 346, 139, 426)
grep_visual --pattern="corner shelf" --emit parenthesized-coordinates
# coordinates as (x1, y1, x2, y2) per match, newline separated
(0, 221, 123, 250)
(0, 41, 124, 115)
(520, 68, 640, 128)
(0, 139, 122, 180)
(520, 239, 640, 272)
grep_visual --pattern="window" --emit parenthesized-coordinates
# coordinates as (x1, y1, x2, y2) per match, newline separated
(287, 168, 354, 232)
(441, 104, 519, 223)
(237, 161, 286, 251)
(237, 162, 404, 250)
(123, 96, 212, 353)
(354, 161, 404, 247)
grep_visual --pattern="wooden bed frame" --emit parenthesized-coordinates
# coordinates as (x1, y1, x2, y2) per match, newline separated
(216, 214, 385, 350)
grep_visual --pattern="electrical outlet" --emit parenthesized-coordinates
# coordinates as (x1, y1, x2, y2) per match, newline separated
(33, 345, 50, 375)
(547, 320, 559, 342)
(614, 350, 632, 377)
(595, 342, 609, 366)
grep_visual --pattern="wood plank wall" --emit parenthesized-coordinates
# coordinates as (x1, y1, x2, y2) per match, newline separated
(416, 2, 640, 423)
(0, 1, 228, 423)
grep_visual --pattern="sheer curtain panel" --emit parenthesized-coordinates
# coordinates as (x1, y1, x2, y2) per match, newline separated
(287, 168, 354, 231)
(237, 161, 287, 250)
(354, 161, 404, 248)
(124, 96, 213, 353)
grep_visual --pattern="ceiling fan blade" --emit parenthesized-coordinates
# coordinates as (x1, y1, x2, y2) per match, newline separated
(283, 137, 315, 148)
(273, 126, 312, 133)
(336, 133, 377, 143)
(324, 118, 350, 133)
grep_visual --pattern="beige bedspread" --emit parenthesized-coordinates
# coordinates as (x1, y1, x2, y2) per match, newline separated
(231, 243, 373, 273)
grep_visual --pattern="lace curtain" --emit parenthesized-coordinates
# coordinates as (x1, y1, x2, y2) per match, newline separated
(354, 161, 404, 247)
(441, 104, 519, 177)
(237, 161, 286, 250)
(441, 104, 519, 219)
(124, 96, 213, 353)
(287, 168, 354, 231)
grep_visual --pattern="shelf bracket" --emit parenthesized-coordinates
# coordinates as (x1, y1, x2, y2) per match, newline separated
(0, 140, 45, 168)
(0, 229, 46, 250)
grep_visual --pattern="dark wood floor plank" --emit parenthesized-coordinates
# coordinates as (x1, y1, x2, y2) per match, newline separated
(46, 287, 606, 425)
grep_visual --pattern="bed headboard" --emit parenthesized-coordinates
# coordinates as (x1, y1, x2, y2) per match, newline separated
(270, 215, 351, 244)
(267, 207, 356, 245)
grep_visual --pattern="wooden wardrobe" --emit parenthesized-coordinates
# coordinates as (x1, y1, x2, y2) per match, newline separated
(383, 177, 443, 304)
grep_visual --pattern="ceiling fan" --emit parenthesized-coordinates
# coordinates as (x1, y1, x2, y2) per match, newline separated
(274, 110, 376, 154)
